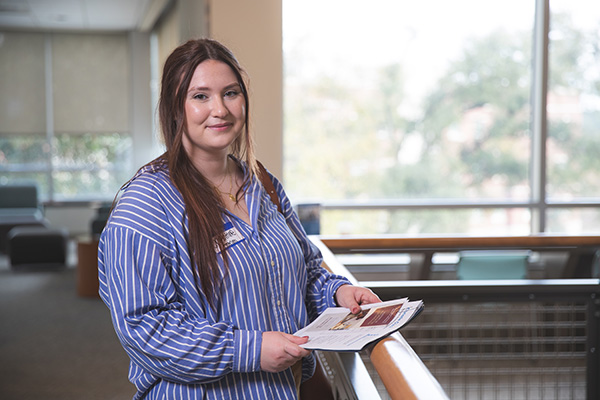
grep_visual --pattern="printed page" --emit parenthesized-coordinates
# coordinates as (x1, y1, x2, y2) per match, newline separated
(295, 298, 423, 351)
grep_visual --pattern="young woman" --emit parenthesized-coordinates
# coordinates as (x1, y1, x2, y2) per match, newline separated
(98, 38, 380, 399)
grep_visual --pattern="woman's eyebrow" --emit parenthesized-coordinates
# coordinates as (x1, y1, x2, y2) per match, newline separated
(187, 82, 241, 93)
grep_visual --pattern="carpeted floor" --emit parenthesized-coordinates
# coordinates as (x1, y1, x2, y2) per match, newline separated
(0, 256, 135, 400)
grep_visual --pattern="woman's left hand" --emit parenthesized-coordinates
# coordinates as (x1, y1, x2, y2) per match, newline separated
(334, 284, 381, 314)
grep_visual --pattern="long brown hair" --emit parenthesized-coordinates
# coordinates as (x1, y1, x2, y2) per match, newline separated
(158, 38, 258, 305)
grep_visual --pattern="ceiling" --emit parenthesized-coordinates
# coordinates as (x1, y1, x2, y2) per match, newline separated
(0, 0, 171, 32)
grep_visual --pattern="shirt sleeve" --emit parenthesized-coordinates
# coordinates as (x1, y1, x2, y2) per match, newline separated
(267, 173, 352, 320)
(98, 226, 262, 384)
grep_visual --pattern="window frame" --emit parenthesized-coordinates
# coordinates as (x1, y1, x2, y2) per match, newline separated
(285, 0, 599, 235)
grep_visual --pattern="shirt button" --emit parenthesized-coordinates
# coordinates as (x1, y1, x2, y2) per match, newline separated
(271, 260, 275, 266)
(277, 300, 281, 306)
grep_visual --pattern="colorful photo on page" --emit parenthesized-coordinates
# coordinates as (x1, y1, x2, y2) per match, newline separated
(329, 309, 369, 331)
(360, 302, 405, 327)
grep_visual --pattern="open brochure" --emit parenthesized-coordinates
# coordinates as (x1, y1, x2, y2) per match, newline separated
(294, 298, 424, 352)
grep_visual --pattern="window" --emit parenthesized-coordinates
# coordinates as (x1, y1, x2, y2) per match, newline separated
(283, 0, 600, 235)
(0, 32, 132, 202)
(545, 0, 600, 233)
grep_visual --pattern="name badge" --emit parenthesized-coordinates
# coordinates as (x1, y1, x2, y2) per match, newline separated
(215, 222, 245, 253)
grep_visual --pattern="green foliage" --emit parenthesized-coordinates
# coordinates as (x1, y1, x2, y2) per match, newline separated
(546, 14, 600, 198)
(0, 135, 46, 165)
(284, 10, 600, 234)
(51, 133, 132, 199)
(0, 132, 131, 200)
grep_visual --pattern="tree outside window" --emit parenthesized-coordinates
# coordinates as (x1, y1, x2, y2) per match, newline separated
(283, 0, 600, 235)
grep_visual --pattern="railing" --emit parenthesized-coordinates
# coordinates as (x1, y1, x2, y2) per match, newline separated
(318, 234, 600, 278)
(367, 279, 600, 400)
(312, 235, 600, 400)
(311, 237, 449, 400)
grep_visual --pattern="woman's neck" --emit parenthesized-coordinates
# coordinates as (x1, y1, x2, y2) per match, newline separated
(195, 155, 231, 185)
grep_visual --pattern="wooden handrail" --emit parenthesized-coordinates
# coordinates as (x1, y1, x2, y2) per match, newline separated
(318, 234, 600, 278)
(319, 234, 600, 251)
(368, 333, 448, 400)
(311, 236, 450, 400)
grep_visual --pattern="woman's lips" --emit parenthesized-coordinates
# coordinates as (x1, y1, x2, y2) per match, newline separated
(208, 122, 232, 131)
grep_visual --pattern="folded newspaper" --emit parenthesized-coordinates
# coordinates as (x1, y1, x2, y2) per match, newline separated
(295, 298, 424, 351)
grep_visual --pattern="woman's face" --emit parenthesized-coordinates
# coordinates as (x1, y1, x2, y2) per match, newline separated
(182, 60, 246, 160)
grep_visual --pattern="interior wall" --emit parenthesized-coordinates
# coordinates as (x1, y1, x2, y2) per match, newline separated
(154, 0, 209, 79)
(208, 0, 283, 179)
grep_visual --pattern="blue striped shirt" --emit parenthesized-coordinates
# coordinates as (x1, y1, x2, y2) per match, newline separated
(98, 157, 350, 399)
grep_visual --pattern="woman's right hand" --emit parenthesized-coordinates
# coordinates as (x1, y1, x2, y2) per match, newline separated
(260, 331, 312, 373)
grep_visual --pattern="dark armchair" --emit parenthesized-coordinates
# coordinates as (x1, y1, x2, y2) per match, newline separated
(0, 183, 48, 253)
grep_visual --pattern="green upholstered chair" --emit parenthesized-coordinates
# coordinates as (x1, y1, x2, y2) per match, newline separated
(456, 250, 529, 280)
